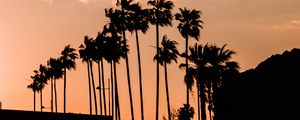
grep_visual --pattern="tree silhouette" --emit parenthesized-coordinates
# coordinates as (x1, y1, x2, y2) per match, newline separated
(79, 36, 97, 115)
(154, 35, 179, 120)
(178, 104, 195, 120)
(46, 57, 64, 113)
(60, 45, 78, 113)
(126, 2, 149, 119)
(188, 44, 208, 120)
(27, 71, 40, 112)
(175, 8, 203, 107)
(116, 1, 136, 119)
(147, 1, 174, 119)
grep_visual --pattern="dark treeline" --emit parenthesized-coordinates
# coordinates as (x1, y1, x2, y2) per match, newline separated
(25, 0, 300, 120)
(216, 48, 300, 120)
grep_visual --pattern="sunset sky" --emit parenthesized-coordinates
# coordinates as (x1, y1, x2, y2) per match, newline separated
(1, 0, 300, 120)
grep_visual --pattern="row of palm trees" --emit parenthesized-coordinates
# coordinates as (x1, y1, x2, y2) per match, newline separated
(27, 45, 77, 113)
(27, 0, 239, 120)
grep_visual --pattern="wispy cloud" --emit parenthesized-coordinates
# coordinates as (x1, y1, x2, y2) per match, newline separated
(41, 0, 54, 4)
(271, 19, 300, 31)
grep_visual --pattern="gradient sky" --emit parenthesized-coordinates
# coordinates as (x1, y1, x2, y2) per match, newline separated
(1, 0, 300, 120)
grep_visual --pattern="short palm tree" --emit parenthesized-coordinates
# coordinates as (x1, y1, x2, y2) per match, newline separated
(27, 71, 40, 112)
(32, 64, 47, 112)
(147, 1, 174, 119)
(154, 35, 179, 120)
(60, 45, 78, 113)
(175, 7, 203, 106)
(205, 44, 239, 120)
(46, 57, 63, 113)
(188, 44, 209, 120)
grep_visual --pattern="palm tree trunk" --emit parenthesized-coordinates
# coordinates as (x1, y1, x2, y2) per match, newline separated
(164, 63, 171, 120)
(208, 82, 212, 120)
(200, 78, 207, 120)
(87, 61, 92, 115)
(51, 78, 53, 113)
(186, 36, 189, 105)
(197, 84, 200, 120)
(122, 9, 135, 120)
(135, 29, 144, 120)
(114, 62, 121, 120)
(155, 14, 160, 120)
(90, 61, 98, 115)
(54, 79, 58, 113)
(34, 91, 36, 112)
(64, 68, 67, 113)
(101, 59, 107, 116)
(97, 62, 103, 115)
(110, 63, 114, 117)
(40, 90, 43, 112)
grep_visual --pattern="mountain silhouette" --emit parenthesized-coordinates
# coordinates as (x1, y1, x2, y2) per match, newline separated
(217, 48, 300, 120)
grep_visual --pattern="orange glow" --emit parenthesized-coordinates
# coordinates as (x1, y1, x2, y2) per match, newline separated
(1, 0, 300, 120)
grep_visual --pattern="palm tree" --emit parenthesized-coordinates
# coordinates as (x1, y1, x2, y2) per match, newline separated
(104, 27, 127, 120)
(175, 7, 203, 106)
(94, 32, 108, 115)
(46, 57, 63, 113)
(188, 44, 209, 120)
(60, 45, 78, 113)
(178, 104, 195, 120)
(154, 35, 179, 120)
(116, 1, 136, 119)
(33, 64, 47, 112)
(147, 1, 174, 119)
(126, 2, 149, 120)
(27, 71, 40, 112)
(79, 36, 97, 115)
(205, 44, 239, 120)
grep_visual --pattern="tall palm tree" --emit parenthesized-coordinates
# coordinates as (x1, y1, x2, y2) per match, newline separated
(94, 32, 107, 115)
(79, 36, 97, 115)
(175, 7, 203, 106)
(126, 2, 149, 120)
(46, 57, 63, 113)
(116, 1, 136, 119)
(154, 35, 179, 120)
(147, 1, 174, 119)
(60, 45, 78, 113)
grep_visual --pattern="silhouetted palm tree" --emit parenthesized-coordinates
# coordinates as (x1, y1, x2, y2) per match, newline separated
(33, 64, 48, 112)
(188, 44, 209, 120)
(178, 104, 195, 120)
(116, 1, 136, 119)
(46, 57, 64, 113)
(27, 71, 40, 112)
(175, 7, 203, 106)
(60, 45, 78, 113)
(79, 36, 97, 115)
(205, 44, 239, 120)
(154, 35, 179, 120)
(147, 1, 174, 119)
(94, 32, 109, 116)
(126, 2, 149, 119)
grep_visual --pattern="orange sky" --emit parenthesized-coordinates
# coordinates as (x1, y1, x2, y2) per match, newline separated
(1, 0, 300, 120)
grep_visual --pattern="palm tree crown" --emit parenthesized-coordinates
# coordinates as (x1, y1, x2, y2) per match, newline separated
(175, 8, 203, 40)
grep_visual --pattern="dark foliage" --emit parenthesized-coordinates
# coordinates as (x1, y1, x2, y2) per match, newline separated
(218, 48, 300, 120)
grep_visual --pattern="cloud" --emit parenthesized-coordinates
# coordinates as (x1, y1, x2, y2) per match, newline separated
(271, 19, 300, 31)
(41, 0, 54, 4)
